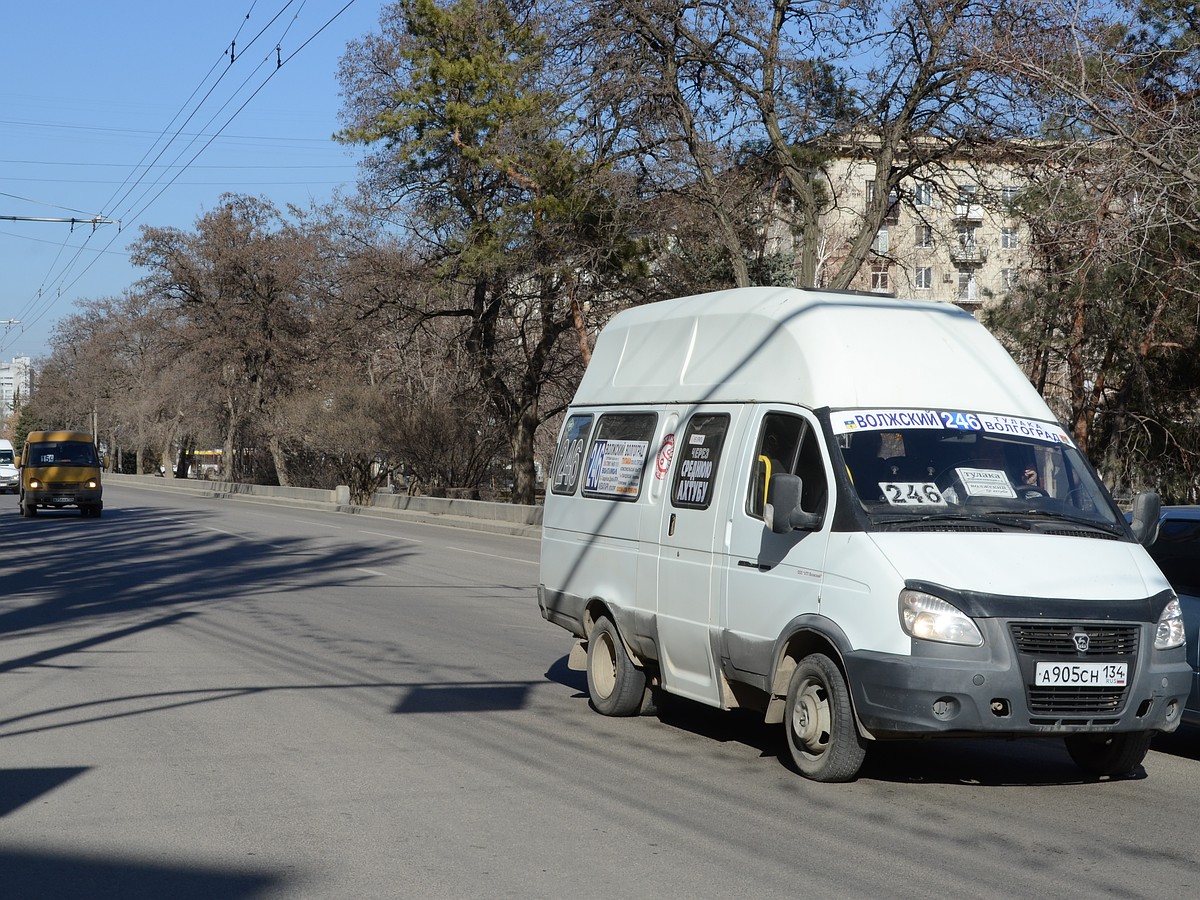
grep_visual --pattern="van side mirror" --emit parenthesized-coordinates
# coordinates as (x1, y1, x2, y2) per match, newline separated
(1129, 490, 1161, 546)
(764, 473, 820, 534)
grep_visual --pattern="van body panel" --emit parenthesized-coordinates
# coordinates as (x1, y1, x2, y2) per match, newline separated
(573, 287, 1052, 418)
(720, 406, 832, 675)
(654, 404, 745, 704)
(866, 532, 1166, 605)
(540, 288, 1192, 778)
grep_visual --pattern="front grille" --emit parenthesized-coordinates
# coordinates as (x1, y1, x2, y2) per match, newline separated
(44, 481, 86, 489)
(1028, 686, 1125, 714)
(1010, 623, 1139, 656)
(1010, 622, 1140, 717)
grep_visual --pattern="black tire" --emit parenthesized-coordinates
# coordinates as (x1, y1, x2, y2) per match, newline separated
(586, 616, 646, 717)
(23, 502, 36, 517)
(784, 653, 867, 782)
(1064, 732, 1153, 777)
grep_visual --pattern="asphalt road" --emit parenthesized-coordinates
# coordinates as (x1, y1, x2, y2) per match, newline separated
(1, 482, 1197, 899)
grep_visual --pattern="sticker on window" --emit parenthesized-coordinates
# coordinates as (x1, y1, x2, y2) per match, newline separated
(833, 409, 943, 433)
(585, 440, 649, 497)
(955, 467, 1017, 498)
(880, 482, 947, 506)
(976, 414, 1073, 447)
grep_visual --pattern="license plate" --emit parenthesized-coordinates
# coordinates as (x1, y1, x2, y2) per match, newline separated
(1035, 661, 1127, 687)
(51, 495, 76, 504)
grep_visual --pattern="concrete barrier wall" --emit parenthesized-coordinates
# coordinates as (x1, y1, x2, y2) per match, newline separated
(106, 472, 543, 535)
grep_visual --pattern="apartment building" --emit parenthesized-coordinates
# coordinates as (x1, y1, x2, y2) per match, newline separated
(768, 148, 1035, 312)
(0, 356, 30, 415)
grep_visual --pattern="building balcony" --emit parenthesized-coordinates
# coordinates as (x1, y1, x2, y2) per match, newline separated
(954, 203, 985, 221)
(950, 244, 989, 264)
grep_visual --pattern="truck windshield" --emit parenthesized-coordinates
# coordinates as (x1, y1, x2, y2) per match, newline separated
(830, 408, 1124, 533)
(27, 441, 98, 467)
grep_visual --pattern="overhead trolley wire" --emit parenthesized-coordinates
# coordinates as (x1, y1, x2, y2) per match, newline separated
(1, 0, 361, 357)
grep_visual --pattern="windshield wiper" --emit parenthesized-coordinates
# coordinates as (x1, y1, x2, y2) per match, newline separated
(992, 509, 1126, 537)
(881, 512, 1032, 531)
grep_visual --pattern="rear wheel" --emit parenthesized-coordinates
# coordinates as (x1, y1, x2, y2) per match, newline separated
(784, 653, 867, 782)
(586, 615, 646, 717)
(1064, 732, 1153, 777)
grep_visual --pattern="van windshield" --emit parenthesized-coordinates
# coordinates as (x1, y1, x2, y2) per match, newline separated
(830, 408, 1125, 534)
(0, 449, 13, 465)
(27, 441, 98, 467)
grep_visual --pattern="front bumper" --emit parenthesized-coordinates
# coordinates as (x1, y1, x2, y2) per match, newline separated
(847, 616, 1191, 739)
(24, 487, 103, 509)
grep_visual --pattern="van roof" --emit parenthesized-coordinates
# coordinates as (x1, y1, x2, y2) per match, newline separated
(573, 287, 1055, 419)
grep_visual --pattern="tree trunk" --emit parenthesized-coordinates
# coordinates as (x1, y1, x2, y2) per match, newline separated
(269, 433, 291, 487)
(510, 401, 540, 505)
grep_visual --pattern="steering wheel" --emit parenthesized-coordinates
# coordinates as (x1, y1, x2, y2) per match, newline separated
(1015, 485, 1047, 501)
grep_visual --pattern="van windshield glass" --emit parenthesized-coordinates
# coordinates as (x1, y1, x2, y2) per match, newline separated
(28, 441, 98, 467)
(830, 408, 1123, 533)
(0, 450, 12, 465)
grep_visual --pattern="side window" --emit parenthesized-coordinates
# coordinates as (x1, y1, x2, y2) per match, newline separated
(746, 413, 828, 520)
(582, 413, 657, 501)
(549, 415, 593, 496)
(670, 413, 729, 510)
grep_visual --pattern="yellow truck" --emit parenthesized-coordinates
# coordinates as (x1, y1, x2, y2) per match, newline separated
(19, 430, 103, 518)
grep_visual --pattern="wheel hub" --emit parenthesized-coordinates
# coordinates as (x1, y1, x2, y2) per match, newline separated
(791, 681, 831, 753)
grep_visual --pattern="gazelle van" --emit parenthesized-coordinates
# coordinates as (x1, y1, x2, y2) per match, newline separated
(538, 287, 1189, 782)
(19, 430, 103, 517)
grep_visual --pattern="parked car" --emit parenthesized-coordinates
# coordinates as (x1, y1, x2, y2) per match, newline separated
(0, 439, 18, 493)
(1143, 506, 1200, 724)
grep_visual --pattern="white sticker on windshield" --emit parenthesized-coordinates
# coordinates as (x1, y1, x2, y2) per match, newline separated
(956, 467, 1017, 498)
(879, 482, 948, 507)
(976, 414, 1074, 447)
(833, 409, 943, 434)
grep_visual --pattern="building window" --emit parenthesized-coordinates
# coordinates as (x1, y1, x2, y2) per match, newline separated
(957, 270, 977, 303)
(957, 184, 977, 204)
(957, 224, 977, 249)
(865, 180, 876, 204)
(914, 182, 934, 206)
(916, 224, 934, 248)
(871, 227, 889, 254)
(1001, 227, 1019, 249)
(1002, 185, 1020, 208)
(1001, 268, 1018, 290)
(915, 266, 933, 290)
(871, 261, 890, 292)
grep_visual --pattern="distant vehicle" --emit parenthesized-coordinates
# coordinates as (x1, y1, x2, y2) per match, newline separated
(1142, 506, 1200, 724)
(19, 430, 103, 517)
(0, 439, 18, 493)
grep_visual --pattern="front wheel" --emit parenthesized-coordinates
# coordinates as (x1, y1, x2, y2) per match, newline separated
(1064, 732, 1153, 777)
(784, 653, 867, 782)
(586, 615, 646, 717)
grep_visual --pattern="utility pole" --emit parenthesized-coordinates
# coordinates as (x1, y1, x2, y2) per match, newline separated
(0, 319, 19, 334)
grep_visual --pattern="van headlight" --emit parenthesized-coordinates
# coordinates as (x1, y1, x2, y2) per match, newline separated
(28, 478, 41, 489)
(86, 479, 98, 489)
(1155, 596, 1185, 650)
(900, 589, 983, 646)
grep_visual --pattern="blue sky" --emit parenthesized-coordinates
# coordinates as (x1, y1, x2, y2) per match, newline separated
(1, 1, 385, 361)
